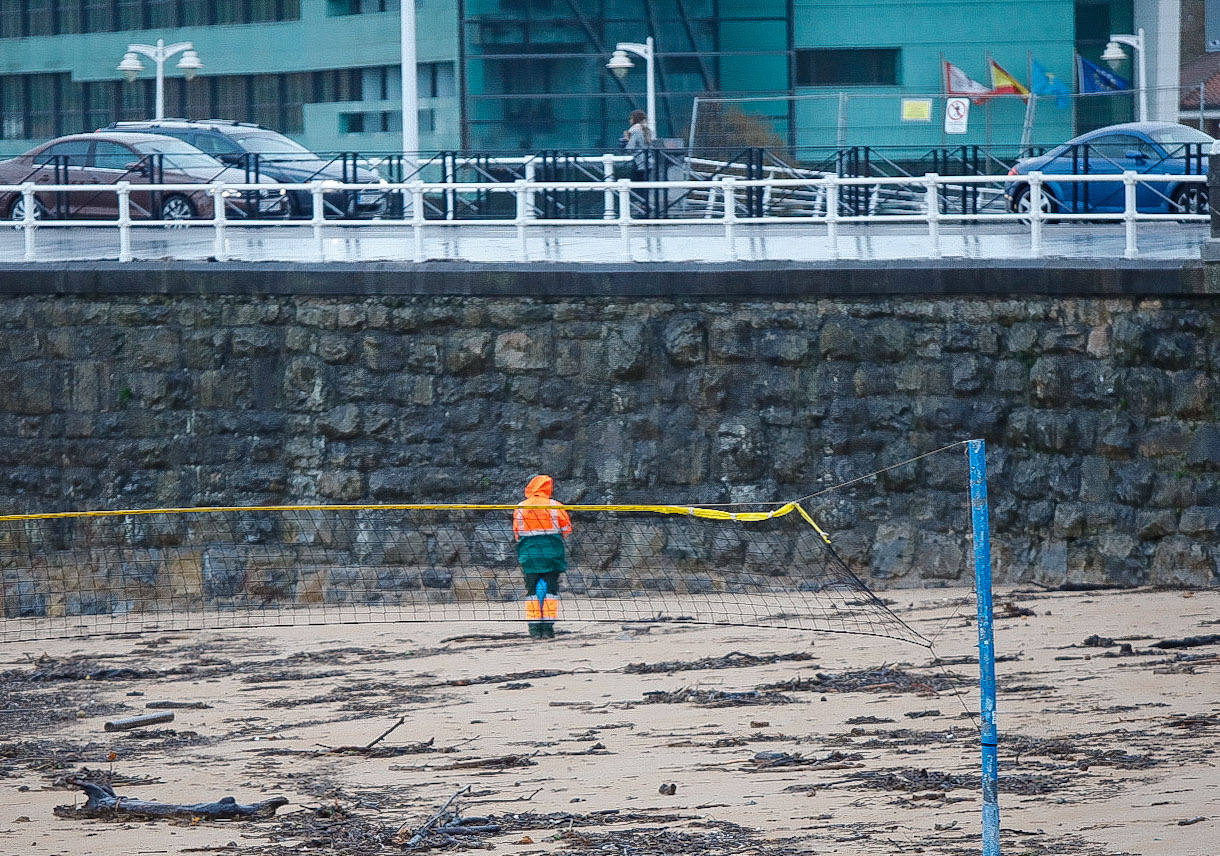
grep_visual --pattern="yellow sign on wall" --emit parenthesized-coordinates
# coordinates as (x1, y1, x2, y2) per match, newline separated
(901, 99, 933, 122)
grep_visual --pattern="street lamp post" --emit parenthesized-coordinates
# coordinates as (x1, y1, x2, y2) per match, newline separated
(400, 0, 418, 173)
(1101, 27, 1146, 123)
(606, 36, 656, 138)
(117, 39, 202, 121)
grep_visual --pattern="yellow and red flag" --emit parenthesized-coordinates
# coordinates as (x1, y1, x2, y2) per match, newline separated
(988, 59, 1029, 99)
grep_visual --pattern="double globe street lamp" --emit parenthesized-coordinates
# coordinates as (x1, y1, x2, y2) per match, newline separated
(606, 36, 657, 137)
(117, 39, 204, 121)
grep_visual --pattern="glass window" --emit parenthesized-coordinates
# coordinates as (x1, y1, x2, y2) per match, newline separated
(282, 72, 309, 134)
(83, 81, 118, 131)
(230, 132, 313, 156)
(58, 0, 84, 34)
(83, 0, 114, 31)
(130, 137, 225, 172)
(147, 0, 179, 27)
(180, 0, 211, 25)
(0, 0, 25, 37)
(118, 78, 152, 121)
(795, 48, 900, 87)
(1148, 126, 1213, 145)
(214, 77, 249, 123)
(92, 140, 138, 170)
(0, 76, 26, 140)
(37, 139, 91, 166)
(28, 0, 54, 36)
(250, 74, 281, 130)
(194, 133, 243, 156)
(28, 74, 59, 138)
(116, 0, 143, 30)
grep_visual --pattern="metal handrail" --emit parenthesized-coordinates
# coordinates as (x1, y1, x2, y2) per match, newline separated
(3, 171, 1207, 264)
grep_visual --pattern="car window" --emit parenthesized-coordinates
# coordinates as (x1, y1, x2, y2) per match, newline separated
(35, 140, 90, 166)
(1084, 134, 1159, 162)
(194, 134, 243, 156)
(1147, 126, 1213, 146)
(230, 133, 315, 159)
(129, 137, 225, 173)
(92, 141, 137, 170)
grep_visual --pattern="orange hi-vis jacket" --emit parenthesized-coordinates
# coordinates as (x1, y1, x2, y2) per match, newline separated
(513, 475, 572, 541)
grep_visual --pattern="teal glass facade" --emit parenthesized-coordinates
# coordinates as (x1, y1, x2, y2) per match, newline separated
(0, 0, 1135, 157)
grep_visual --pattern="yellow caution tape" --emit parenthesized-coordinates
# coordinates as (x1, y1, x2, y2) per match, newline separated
(0, 500, 828, 540)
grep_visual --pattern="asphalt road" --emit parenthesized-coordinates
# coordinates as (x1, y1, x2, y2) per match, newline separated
(0, 221, 1207, 264)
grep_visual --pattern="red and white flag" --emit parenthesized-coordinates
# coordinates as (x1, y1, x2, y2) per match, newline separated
(943, 61, 992, 103)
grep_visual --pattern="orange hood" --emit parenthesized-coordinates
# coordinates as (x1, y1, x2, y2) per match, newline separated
(524, 475, 554, 499)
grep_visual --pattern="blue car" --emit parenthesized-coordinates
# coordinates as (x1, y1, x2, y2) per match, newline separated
(1005, 122, 1213, 215)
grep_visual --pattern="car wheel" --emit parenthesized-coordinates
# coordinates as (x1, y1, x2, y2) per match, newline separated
(1170, 185, 1207, 217)
(9, 196, 47, 229)
(159, 194, 196, 227)
(1012, 185, 1058, 221)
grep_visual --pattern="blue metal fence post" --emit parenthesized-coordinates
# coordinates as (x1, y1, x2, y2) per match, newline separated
(967, 438, 1000, 856)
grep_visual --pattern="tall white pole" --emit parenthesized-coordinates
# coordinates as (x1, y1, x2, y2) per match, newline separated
(401, 0, 419, 172)
(154, 39, 166, 121)
(1135, 27, 1147, 123)
(645, 36, 657, 138)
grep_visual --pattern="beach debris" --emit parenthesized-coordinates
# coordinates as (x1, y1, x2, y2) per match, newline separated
(145, 700, 212, 710)
(393, 784, 472, 847)
(905, 709, 941, 719)
(749, 750, 863, 771)
(996, 601, 1036, 619)
(749, 721, 770, 728)
(1178, 816, 1207, 826)
(658, 783, 677, 795)
(439, 753, 537, 771)
(1152, 634, 1220, 650)
(641, 688, 794, 707)
(624, 651, 814, 675)
(364, 716, 405, 750)
(1081, 635, 1115, 647)
(845, 716, 895, 725)
(54, 778, 287, 821)
(759, 666, 964, 695)
(103, 711, 174, 732)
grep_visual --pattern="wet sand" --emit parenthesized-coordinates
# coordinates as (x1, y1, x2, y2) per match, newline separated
(1, 586, 1216, 855)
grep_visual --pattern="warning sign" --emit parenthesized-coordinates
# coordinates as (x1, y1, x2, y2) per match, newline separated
(944, 97, 970, 134)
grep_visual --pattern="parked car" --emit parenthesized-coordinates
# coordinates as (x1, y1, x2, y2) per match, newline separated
(103, 119, 390, 218)
(0, 132, 287, 222)
(1005, 122, 1213, 215)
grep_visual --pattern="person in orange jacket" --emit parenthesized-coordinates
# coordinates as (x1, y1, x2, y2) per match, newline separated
(513, 474, 572, 639)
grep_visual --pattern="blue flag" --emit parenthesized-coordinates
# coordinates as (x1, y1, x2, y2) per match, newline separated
(1076, 55, 1130, 93)
(1031, 59, 1071, 108)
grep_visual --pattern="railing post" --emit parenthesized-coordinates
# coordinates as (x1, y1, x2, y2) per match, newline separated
(1122, 170, 1138, 259)
(924, 172, 940, 258)
(617, 177, 633, 238)
(1028, 171, 1044, 258)
(825, 175, 839, 252)
(20, 183, 36, 262)
(311, 181, 325, 262)
(523, 161, 537, 220)
(116, 181, 132, 263)
(722, 176, 737, 257)
(411, 181, 425, 263)
(602, 154, 616, 219)
(444, 155, 455, 220)
(210, 186, 228, 262)
(517, 178, 531, 259)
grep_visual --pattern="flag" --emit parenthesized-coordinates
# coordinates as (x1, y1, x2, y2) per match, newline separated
(1076, 55, 1130, 93)
(1031, 59, 1071, 108)
(989, 58, 1029, 99)
(943, 60, 991, 104)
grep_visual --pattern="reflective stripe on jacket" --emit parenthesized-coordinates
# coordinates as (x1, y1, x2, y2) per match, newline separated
(513, 501, 572, 540)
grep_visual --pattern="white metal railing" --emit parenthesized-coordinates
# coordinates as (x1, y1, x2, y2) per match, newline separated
(2, 171, 1208, 263)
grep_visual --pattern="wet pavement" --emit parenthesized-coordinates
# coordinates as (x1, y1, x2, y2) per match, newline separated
(0, 221, 1207, 264)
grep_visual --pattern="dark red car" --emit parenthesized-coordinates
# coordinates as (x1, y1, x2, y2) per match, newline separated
(0, 131, 287, 222)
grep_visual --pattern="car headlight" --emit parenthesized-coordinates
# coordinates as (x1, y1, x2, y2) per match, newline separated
(221, 189, 239, 198)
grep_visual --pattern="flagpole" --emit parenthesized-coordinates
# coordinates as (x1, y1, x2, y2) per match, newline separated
(1019, 50, 1036, 155)
(984, 52, 993, 160)
(939, 52, 948, 147)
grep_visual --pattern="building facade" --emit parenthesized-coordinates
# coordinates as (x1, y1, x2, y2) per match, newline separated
(0, 0, 1181, 158)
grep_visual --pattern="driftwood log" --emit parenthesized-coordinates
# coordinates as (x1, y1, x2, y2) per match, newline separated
(54, 778, 288, 821)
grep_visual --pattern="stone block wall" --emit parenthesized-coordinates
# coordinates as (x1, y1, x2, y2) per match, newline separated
(0, 292, 1215, 612)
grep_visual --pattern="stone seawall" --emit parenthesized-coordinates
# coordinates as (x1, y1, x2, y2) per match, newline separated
(0, 282, 1216, 606)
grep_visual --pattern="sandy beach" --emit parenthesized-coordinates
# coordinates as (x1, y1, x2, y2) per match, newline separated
(1, 586, 1217, 855)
